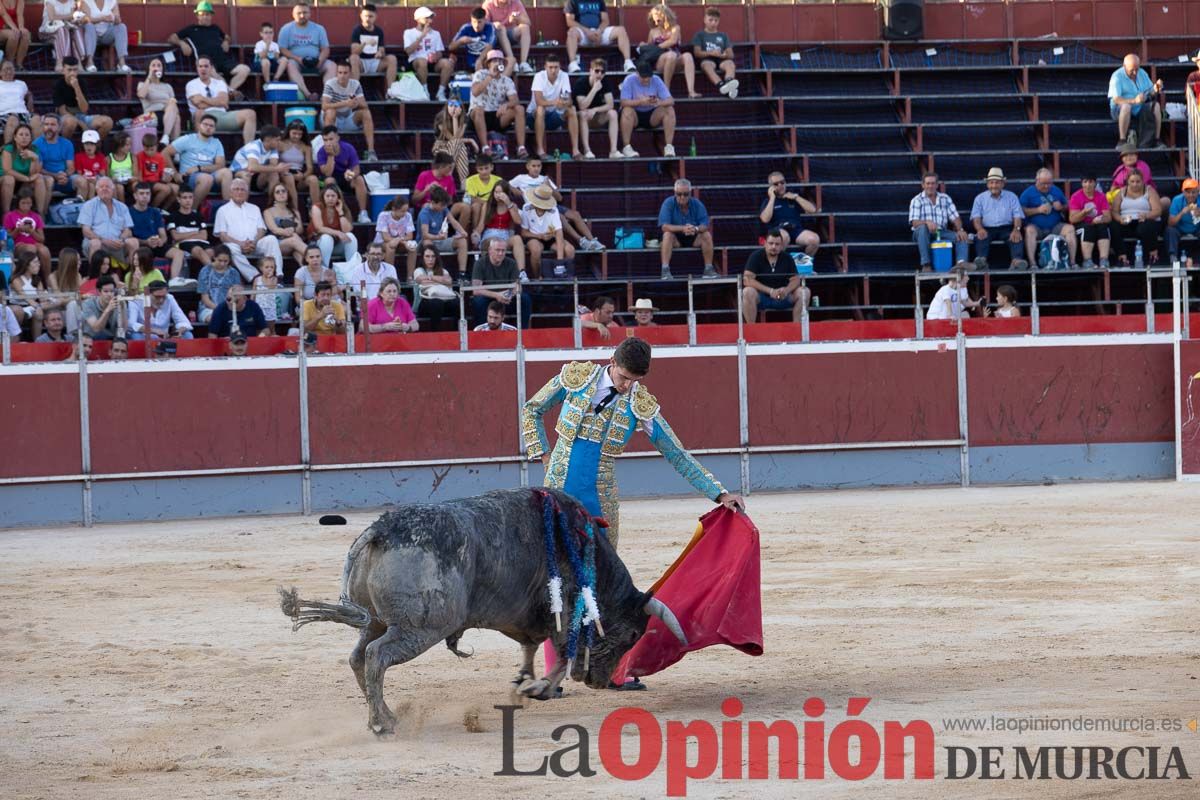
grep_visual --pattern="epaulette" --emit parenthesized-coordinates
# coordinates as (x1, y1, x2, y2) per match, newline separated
(630, 383, 660, 421)
(559, 360, 600, 391)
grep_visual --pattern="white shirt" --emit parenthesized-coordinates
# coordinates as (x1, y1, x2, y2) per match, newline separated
(509, 174, 557, 205)
(0, 79, 29, 116)
(404, 27, 445, 61)
(927, 284, 968, 320)
(185, 75, 230, 115)
(82, 0, 118, 20)
(520, 204, 562, 236)
(214, 200, 267, 243)
(473, 321, 516, 331)
(127, 295, 193, 335)
(350, 261, 398, 300)
(527, 70, 572, 115)
(588, 365, 616, 411)
(254, 40, 281, 59)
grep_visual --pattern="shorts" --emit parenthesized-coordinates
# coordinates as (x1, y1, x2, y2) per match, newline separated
(757, 290, 794, 311)
(141, 241, 170, 258)
(186, 170, 222, 189)
(328, 171, 359, 194)
(205, 108, 244, 132)
(1110, 102, 1146, 119)
(357, 57, 382, 73)
(1032, 222, 1068, 238)
(176, 239, 210, 253)
(208, 53, 239, 78)
(50, 173, 78, 193)
(252, 56, 278, 73)
(65, 111, 102, 127)
(527, 108, 565, 130)
(570, 26, 618, 46)
(430, 236, 457, 254)
(635, 109, 656, 129)
(673, 233, 697, 248)
(334, 112, 361, 133)
(482, 110, 509, 132)
(299, 56, 329, 74)
(0, 112, 31, 128)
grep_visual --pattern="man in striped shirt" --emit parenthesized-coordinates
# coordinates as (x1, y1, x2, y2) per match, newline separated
(230, 126, 288, 193)
(909, 172, 969, 270)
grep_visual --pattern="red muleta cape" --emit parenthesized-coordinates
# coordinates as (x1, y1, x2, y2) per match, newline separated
(612, 506, 763, 683)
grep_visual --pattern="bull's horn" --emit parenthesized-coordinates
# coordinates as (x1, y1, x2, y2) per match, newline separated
(644, 597, 688, 646)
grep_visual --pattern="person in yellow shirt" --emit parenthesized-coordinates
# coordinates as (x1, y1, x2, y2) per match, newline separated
(301, 279, 346, 335)
(463, 151, 500, 230)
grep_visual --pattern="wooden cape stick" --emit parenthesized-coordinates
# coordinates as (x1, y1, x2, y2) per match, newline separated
(649, 521, 706, 595)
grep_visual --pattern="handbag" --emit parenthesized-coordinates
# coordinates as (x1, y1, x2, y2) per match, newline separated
(614, 227, 645, 250)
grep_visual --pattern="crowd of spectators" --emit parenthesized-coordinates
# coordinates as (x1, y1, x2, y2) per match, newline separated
(1, 8, 1194, 353)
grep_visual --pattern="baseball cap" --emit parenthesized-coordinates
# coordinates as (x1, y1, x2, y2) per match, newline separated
(81, 129, 100, 144)
(230, 332, 247, 344)
(414, 7, 434, 20)
(195, 1, 214, 13)
(1185, 178, 1199, 190)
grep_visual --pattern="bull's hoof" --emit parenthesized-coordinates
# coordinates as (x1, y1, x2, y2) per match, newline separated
(511, 670, 535, 686)
(518, 678, 563, 701)
(369, 721, 396, 737)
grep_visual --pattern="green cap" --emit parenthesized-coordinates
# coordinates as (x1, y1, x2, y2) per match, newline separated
(195, 1, 214, 13)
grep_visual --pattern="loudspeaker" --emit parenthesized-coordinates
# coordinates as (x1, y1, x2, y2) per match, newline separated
(883, 0, 924, 40)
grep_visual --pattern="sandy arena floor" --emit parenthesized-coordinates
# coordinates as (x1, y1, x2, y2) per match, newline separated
(1, 481, 1198, 799)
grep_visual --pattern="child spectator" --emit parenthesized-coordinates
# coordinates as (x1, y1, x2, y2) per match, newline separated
(106, 131, 134, 203)
(4, 187, 50, 274)
(412, 152, 469, 227)
(10, 250, 48, 339)
(196, 244, 242, 324)
(73, 129, 107, 202)
(464, 151, 500, 229)
(254, 22, 285, 85)
(374, 195, 416, 274)
(417, 185, 469, 275)
(164, 187, 210, 286)
(126, 245, 165, 293)
(989, 285, 1021, 318)
(412, 242, 458, 330)
(254, 256, 286, 326)
(135, 134, 178, 208)
(690, 7, 738, 98)
(520, 183, 574, 279)
(508, 153, 603, 250)
(926, 267, 983, 320)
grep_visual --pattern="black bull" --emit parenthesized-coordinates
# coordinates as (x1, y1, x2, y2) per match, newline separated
(279, 488, 686, 736)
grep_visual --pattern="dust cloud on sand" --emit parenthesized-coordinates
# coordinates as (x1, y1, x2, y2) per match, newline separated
(1, 482, 1197, 799)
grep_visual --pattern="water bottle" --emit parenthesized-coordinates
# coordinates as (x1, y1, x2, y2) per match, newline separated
(1135, 241, 1144, 269)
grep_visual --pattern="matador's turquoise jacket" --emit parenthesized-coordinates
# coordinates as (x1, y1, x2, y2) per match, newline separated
(521, 360, 725, 546)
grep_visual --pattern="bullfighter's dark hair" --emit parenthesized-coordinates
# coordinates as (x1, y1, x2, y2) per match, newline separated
(614, 337, 651, 376)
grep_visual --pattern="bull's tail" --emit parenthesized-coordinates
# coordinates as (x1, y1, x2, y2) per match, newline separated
(278, 586, 373, 631)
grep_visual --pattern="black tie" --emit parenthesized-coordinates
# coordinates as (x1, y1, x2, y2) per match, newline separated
(595, 386, 619, 414)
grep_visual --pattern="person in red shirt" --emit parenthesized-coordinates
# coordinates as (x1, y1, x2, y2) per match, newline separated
(73, 130, 108, 202)
(135, 134, 179, 209)
(411, 152, 469, 228)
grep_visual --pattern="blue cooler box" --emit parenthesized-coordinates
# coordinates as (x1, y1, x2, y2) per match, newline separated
(369, 189, 409, 220)
(284, 106, 318, 132)
(449, 74, 473, 105)
(265, 82, 302, 102)
(931, 240, 953, 272)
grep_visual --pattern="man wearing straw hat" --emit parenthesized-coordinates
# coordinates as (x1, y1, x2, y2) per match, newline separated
(632, 298, 657, 326)
(970, 167, 1028, 270)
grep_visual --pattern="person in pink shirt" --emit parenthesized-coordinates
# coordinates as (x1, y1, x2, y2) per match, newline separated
(3, 188, 50, 272)
(483, 0, 533, 75)
(1111, 143, 1154, 191)
(365, 276, 418, 333)
(1068, 173, 1112, 269)
(412, 151, 469, 227)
